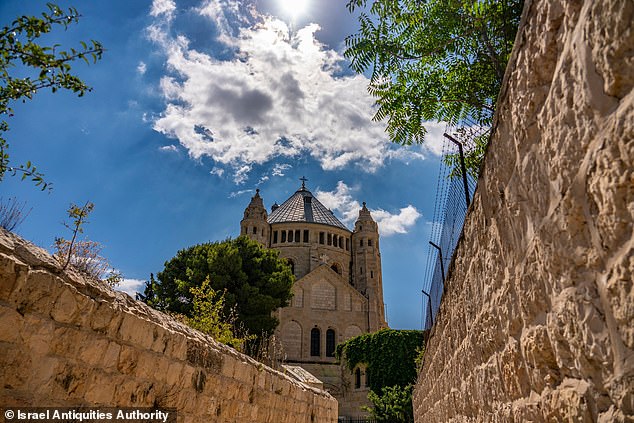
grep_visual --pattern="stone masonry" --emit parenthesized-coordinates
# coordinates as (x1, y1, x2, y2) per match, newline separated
(0, 228, 337, 422)
(413, 0, 633, 421)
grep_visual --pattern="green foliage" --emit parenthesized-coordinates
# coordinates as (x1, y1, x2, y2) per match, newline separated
(53, 201, 121, 286)
(365, 385, 414, 422)
(345, 0, 523, 145)
(55, 201, 94, 271)
(414, 344, 426, 371)
(335, 328, 425, 392)
(444, 130, 490, 179)
(143, 236, 295, 341)
(0, 3, 104, 189)
(186, 277, 255, 351)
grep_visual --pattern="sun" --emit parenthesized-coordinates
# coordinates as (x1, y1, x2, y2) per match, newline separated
(277, 0, 310, 19)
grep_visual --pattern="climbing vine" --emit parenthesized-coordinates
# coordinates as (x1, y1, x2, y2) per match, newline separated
(335, 329, 425, 392)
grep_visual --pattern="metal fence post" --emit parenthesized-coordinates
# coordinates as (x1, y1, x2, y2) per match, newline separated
(443, 133, 471, 208)
(421, 289, 433, 328)
(428, 241, 445, 283)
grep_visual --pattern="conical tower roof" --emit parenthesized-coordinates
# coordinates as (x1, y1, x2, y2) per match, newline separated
(268, 182, 349, 231)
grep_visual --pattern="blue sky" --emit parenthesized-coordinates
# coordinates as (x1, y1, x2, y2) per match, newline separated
(1, 0, 446, 330)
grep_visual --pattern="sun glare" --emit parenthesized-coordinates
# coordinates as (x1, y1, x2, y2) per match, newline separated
(277, 0, 310, 19)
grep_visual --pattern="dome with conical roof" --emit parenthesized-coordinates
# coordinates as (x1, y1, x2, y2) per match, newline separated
(267, 185, 349, 231)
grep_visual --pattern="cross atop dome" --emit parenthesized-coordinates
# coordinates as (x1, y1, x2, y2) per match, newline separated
(300, 176, 308, 190)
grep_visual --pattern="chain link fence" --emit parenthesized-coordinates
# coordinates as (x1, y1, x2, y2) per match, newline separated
(422, 120, 491, 330)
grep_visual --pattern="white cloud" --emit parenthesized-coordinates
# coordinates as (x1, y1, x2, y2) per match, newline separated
(147, 2, 428, 183)
(316, 180, 362, 225)
(229, 189, 253, 198)
(233, 164, 252, 184)
(137, 61, 147, 75)
(116, 278, 146, 298)
(272, 163, 291, 177)
(150, 0, 176, 19)
(421, 121, 448, 157)
(370, 205, 422, 236)
(316, 181, 421, 236)
(159, 145, 178, 152)
(210, 166, 225, 177)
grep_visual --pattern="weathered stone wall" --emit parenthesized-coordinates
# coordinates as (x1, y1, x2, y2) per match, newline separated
(413, 0, 633, 421)
(0, 229, 337, 422)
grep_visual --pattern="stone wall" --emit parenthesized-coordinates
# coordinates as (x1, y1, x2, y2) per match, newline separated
(0, 228, 337, 422)
(413, 0, 633, 421)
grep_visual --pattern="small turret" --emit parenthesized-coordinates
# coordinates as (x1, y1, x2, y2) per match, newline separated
(240, 189, 270, 246)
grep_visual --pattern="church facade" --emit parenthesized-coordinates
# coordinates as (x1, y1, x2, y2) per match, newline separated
(240, 181, 388, 418)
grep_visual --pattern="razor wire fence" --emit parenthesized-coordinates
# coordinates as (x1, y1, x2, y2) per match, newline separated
(422, 119, 491, 330)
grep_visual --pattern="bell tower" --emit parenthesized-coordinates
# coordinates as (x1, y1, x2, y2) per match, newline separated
(240, 189, 270, 247)
(351, 202, 387, 331)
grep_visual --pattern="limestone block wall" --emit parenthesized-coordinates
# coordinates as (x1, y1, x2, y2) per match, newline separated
(413, 0, 633, 421)
(0, 229, 337, 422)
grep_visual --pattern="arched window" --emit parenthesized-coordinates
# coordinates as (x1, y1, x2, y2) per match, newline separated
(310, 328, 321, 357)
(355, 368, 361, 389)
(288, 230, 294, 242)
(326, 329, 336, 357)
(330, 263, 342, 275)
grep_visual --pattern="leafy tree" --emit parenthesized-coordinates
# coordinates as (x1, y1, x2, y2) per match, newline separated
(142, 236, 294, 340)
(185, 277, 255, 351)
(365, 385, 414, 422)
(53, 201, 121, 287)
(345, 0, 523, 145)
(336, 329, 425, 422)
(1, 3, 104, 189)
(336, 329, 425, 391)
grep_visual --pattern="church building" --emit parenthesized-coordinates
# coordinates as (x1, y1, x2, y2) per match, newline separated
(240, 179, 388, 418)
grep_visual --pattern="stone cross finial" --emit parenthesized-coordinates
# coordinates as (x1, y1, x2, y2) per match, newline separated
(300, 176, 308, 189)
